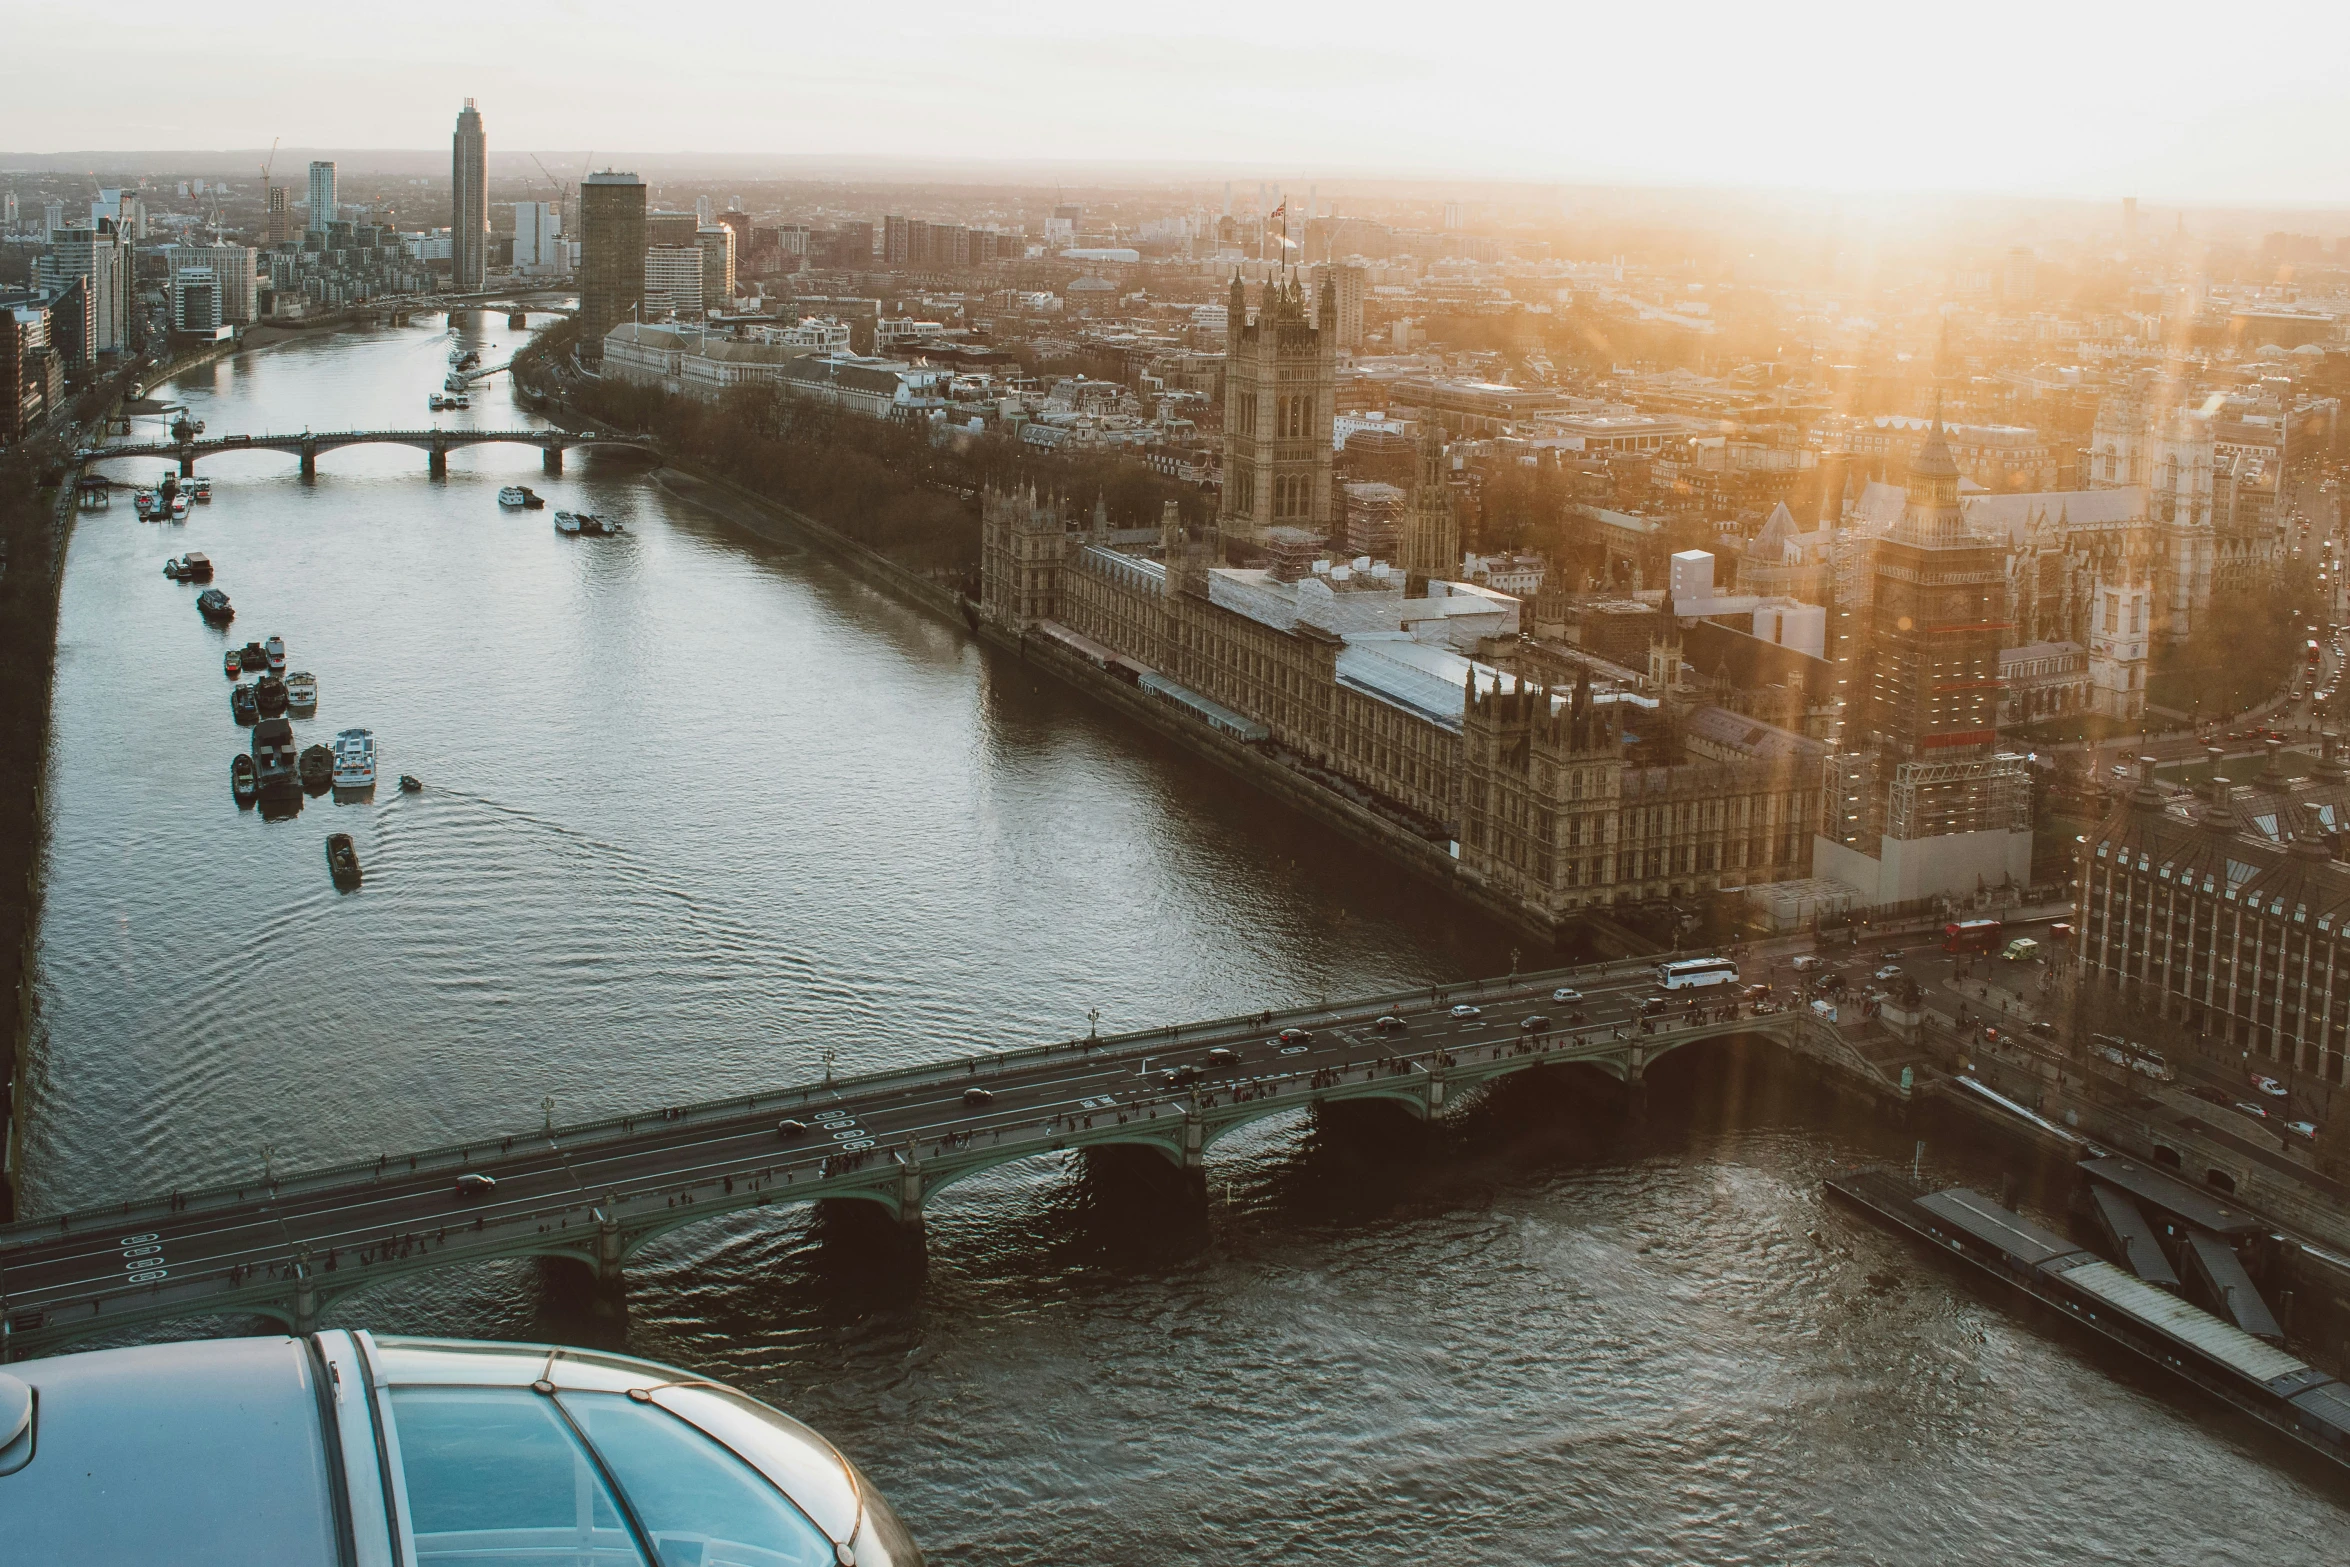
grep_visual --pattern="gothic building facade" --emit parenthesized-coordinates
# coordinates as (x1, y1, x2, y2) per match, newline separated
(1220, 271, 1337, 546)
(1402, 413, 1459, 594)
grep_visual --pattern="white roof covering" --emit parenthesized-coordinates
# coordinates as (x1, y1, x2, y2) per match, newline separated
(2054, 1257, 2309, 1384)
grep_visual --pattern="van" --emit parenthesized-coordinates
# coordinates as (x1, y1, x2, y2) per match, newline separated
(1809, 998, 1839, 1023)
(2001, 938, 2041, 962)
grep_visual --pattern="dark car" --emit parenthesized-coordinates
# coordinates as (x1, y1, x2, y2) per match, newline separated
(1162, 1064, 1202, 1087)
(1374, 1015, 1406, 1032)
(2189, 1086, 2232, 1107)
(1206, 1046, 1240, 1066)
(776, 1118, 809, 1138)
(1811, 973, 1847, 996)
(1639, 996, 1667, 1017)
(1519, 1014, 1550, 1033)
(454, 1173, 497, 1199)
(1278, 1027, 1313, 1044)
(962, 1087, 995, 1106)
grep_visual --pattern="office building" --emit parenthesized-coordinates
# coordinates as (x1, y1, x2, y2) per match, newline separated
(1220, 271, 1337, 545)
(162, 243, 257, 324)
(450, 99, 488, 291)
(307, 161, 337, 232)
(171, 267, 222, 334)
(38, 225, 128, 354)
(645, 210, 699, 247)
(643, 244, 703, 320)
(578, 171, 646, 360)
(695, 225, 735, 312)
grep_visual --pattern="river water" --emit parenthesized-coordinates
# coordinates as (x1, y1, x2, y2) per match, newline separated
(30, 318, 2345, 1560)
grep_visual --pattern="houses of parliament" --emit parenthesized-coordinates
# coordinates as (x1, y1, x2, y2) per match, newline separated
(978, 271, 1821, 931)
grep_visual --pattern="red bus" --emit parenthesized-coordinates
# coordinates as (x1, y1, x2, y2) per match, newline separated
(1944, 918, 2004, 954)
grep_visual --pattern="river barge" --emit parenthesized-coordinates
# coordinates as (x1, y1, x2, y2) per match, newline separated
(1826, 1168, 2350, 1475)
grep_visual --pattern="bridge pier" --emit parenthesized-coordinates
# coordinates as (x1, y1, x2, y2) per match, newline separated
(177, 448, 195, 477)
(299, 437, 317, 480)
(542, 445, 563, 477)
(508, 311, 528, 330)
(594, 1204, 624, 1285)
(447, 310, 460, 327)
(896, 1144, 926, 1237)
(293, 1251, 317, 1334)
(428, 442, 448, 479)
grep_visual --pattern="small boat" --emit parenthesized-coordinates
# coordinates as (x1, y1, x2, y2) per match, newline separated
(163, 557, 184, 579)
(223, 649, 243, 679)
(332, 728, 377, 790)
(576, 514, 626, 536)
(449, 393, 471, 409)
(134, 490, 158, 519)
(169, 494, 189, 520)
(179, 551, 213, 581)
(231, 753, 257, 804)
(498, 486, 529, 508)
(429, 393, 451, 411)
(254, 674, 288, 718)
(554, 511, 584, 536)
(285, 671, 318, 711)
(251, 717, 298, 794)
(238, 642, 268, 672)
(326, 832, 362, 890)
(398, 774, 423, 794)
(192, 477, 212, 503)
(516, 487, 545, 510)
(264, 635, 286, 672)
(299, 743, 335, 792)
(196, 588, 234, 624)
(230, 683, 259, 725)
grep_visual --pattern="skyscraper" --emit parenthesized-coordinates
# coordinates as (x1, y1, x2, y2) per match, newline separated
(37, 225, 128, 353)
(578, 171, 646, 360)
(451, 99, 488, 291)
(307, 161, 337, 233)
(264, 186, 291, 248)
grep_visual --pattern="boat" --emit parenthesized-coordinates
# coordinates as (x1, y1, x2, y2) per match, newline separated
(196, 588, 234, 624)
(251, 717, 299, 794)
(178, 551, 213, 581)
(230, 753, 257, 804)
(238, 641, 268, 672)
(254, 674, 288, 718)
(230, 683, 259, 725)
(398, 774, 422, 794)
(516, 486, 545, 510)
(192, 477, 211, 503)
(498, 486, 529, 509)
(264, 635, 286, 672)
(134, 490, 158, 519)
(163, 557, 184, 579)
(326, 832, 362, 890)
(577, 513, 626, 537)
(298, 743, 335, 791)
(285, 671, 318, 711)
(223, 649, 242, 679)
(169, 494, 189, 520)
(331, 728, 377, 790)
(554, 511, 584, 536)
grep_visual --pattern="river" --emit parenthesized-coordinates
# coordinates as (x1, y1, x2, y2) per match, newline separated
(30, 316, 2345, 1561)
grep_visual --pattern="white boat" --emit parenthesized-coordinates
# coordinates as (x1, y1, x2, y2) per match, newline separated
(285, 671, 318, 711)
(331, 728, 377, 790)
(498, 486, 529, 508)
(169, 494, 189, 520)
(133, 490, 158, 519)
(264, 635, 287, 672)
(192, 478, 212, 503)
(428, 394, 449, 411)
(554, 511, 584, 536)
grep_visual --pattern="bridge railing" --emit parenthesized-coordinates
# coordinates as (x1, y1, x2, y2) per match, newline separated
(1, 947, 1725, 1240)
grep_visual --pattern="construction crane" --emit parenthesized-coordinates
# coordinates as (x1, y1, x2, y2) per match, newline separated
(259, 137, 280, 241)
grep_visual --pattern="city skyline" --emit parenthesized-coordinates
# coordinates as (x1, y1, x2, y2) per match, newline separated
(6, 1, 2350, 203)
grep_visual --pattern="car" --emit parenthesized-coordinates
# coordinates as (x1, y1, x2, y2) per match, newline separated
(1161, 1064, 1202, 1087)
(1519, 1014, 1550, 1033)
(1206, 1046, 1240, 1066)
(1449, 1004, 1482, 1019)
(2028, 1019, 2056, 1037)
(1639, 996, 1667, 1017)
(776, 1118, 809, 1138)
(454, 1173, 497, 1198)
(1278, 1027, 1314, 1044)
(2235, 1101, 2270, 1119)
(1880, 948, 1904, 960)
(1551, 987, 1582, 1003)
(2252, 1075, 2288, 1097)
(1874, 965, 1904, 982)
(1742, 984, 1773, 1000)
(2188, 1086, 2232, 1107)
(962, 1087, 995, 1106)
(1374, 1015, 1406, 1032)
(1811, 973, 1847, 996)
(2287, 1120, 2319, 1140)
(1791, 955, 1825, 974)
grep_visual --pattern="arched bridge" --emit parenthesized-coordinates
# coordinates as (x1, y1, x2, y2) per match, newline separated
(77, 427, 660, 479)
(0, 957, 1901, 1360)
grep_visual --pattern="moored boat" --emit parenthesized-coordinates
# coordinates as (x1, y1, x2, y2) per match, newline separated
(254, 673, 288, 718)
(285, 671, 318, 711)
(498, 486, 529, 508)
(264, 635, 286, 672)
(517, 486, 545, 510)
(192, 477, 211, 503)
(230, 683, 259, 725)
(179, 551, 213, 581)
(251, 716, 299, 794)
(554, 511, 584, 536)
(230, 752, 257, 804)
(298, 743, 335, 792)
(331, 728, 378, 790)
(326, 832, 362, 889)
(196, 588, 234, 624)
(223, 649, 242, 679)
(169, 494, 189, 520)
(134, 490, 158, 519)
(238, 641, 268, 672)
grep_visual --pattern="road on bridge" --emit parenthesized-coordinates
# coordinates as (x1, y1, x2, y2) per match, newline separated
(0, 956, 1789, 1353)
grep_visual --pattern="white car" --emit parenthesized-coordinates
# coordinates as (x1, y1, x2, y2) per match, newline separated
(1791, 956, 1825, 973)
(2235, 1102, 2270, 1119)
(2252, 1075, 2288, 1097)
(1551, 987, 1581, 1003)
(2287, 1120, 2319, 1140)
(1449, 1004, 1482, 1019)
(1874, 965, 1905, 982)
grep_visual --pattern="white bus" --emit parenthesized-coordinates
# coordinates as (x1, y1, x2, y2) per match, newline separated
(1656, 957, 1740, 991)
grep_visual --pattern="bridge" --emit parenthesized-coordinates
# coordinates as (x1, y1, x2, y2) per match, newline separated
(0, 957, 1902, 1361)
(76, 427, 659, 479)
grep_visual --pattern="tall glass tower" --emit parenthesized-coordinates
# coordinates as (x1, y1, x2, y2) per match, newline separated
(452, 99, 488, 291)
(306, 160, 336, 234)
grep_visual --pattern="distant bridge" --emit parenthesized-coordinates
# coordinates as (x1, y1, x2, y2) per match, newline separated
(0, 957, 1903, 1360)
(77, 427, 659, 479)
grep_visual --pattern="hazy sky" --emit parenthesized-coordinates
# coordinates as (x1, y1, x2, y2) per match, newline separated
(8, 0, 2349, 202)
